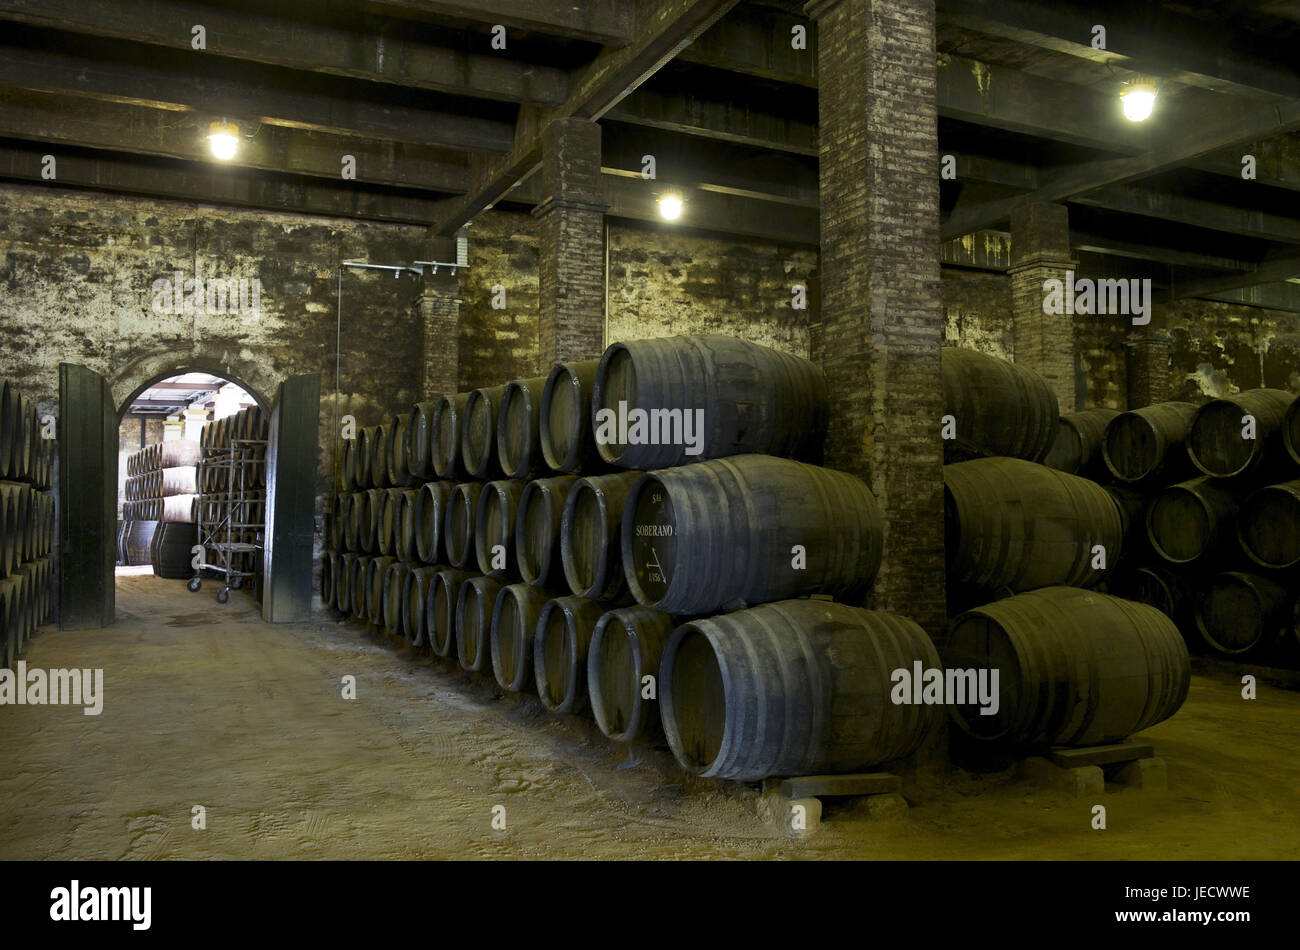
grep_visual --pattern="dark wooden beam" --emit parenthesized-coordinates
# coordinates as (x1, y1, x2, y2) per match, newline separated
(0, 144, 440, 224)
(0, 0, 568, 105)
(1173, 250, 1300, 299)
(431, 0, 741, 235)
(939, 0, 1300, 102)
(0, 45, 515, 152)
(1073, 183, 1300, 245)
(676, 3, 815, 86)
(607, 86, 817, 155)
(0, 89, 470, 193)
(355, 0, 634, 46)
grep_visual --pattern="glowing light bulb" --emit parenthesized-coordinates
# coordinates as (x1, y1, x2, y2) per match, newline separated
(208, 120, 239, 160)
(1120, 81, 1158, 122)
(658, 191, 684, 221)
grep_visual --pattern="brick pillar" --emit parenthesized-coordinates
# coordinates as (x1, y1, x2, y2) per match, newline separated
(416, 239, 461, 399)
(1010, 203, 1078, 411)
(533, 118, 606, 369)
(806, 0, 946, 640)
(1126, 308, 1172, 409)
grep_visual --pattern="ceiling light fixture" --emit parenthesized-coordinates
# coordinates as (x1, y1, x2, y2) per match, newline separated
(208, 119, 240, 160)
(657, 189, 684, 221)
(1120, 79, 1158, 122)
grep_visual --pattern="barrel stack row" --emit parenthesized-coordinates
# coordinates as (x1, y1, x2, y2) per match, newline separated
(940, 347, 1192, 749)
(326, 335, 948, 781)
(120, 438, 201, 572)
(1, 379, 55, 668)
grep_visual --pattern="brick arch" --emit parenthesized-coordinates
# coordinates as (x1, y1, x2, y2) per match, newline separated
(112, 349, 277, 417)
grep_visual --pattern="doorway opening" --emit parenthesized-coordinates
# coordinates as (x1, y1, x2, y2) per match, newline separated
(115, 371, 266, 607)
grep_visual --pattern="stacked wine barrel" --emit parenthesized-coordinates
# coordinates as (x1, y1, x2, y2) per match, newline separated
(196, 406, 268, 578)
(325, 335, 943, 781)
(1, 379, 55, 668)
(122, 438, 200, 569)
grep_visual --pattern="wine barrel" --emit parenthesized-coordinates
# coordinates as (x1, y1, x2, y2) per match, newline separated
(945, 457, 1122, 591)
(366, 556, 396, 626)
(429, 568, 473, 658)
(1146, 477, 1238, 566)
(151, 522, 197, 578)
(350, 556, 370, 618)
(393, 488, 419, 562)
(941, 347, 1057, 463)
(946, 586, 1189, 747)
(0, 577, 18, 667)
(461, 385, 506, 479)
(1108, 565, 1195, 630)
(497, 376, 548, 479)
(370, 424, 394, 490)
(355, 426, 376, 489)
(1043, 408, 1119, 478)
(408, 401, 439, 480)
(444, 482, 484, 569)
(376, 488, 401, 556)
(432, 393, 470, 479)
(456, 575, 502, 673)
(661, 599, 942, 780)
(1195, 571, 1289, 656)
(160, 494, 198, 522)
(588, 606, 676, 743)
(414, 481, 453, 564)
(340, 438, 357, 492)
(403, 566, 439, 647)
(1284, 396, 1300, 467)
(561, 471, 640, 600)
(336, 553, 356, 615)
(388, 412, 415, 487)
(489, 584, 551, 692)
(533, 596, 606, 715)
(125, 520, 159, 565)
(0, 380, 15, 481)
(359, 489, 383, 554)
(1188, 388, 1296, 479)
(592, 335, 828, 469)
(383, 560, 411, 640)
(322, 552, 338, 610)
(1103, 402, 1199, 484)
(475, 479, 526, 578)
(159, 439, 200, 468)
(540, 360, 602, 474)
(515, 476, 578, 588)
(623, 454, 883, 614)
(1239, 479, 1300, 569)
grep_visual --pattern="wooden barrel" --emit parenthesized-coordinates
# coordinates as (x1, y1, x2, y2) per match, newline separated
(475, 479, 525, 578)
(356, 426, 376, 489)
(328, 494, 346, 551)
(350, 556, 370, 618)
(515, 475, 578, 587)
(1284, 395, 1300, 467)
(408, 401, 440, 480)
(151, 522, 197, 578)
(490, 583, 551, 692)
(158, 439, 201, 468)
(125, 520, 159, 565)
(160, 494, 198, 522)
(393, 488, 419, 562)
(375, 489, 400, 556)
(321, 552, 337, 610)
(533, 596, 606, 715)
(945, 457, 1122, 591)
(444, 483, 484, 568)
(456, 575, 502, 673)
(403, 566, 439, 647)
(370, 424, 393, 490)
(661, 599, 941, 780)
(1102, 402, 1199, 484)
(1146, 477, 1238, 566)
(359, 489, 383, 554)
(941, 347, 1057, 463)
(339, 438, 357, 492)
(432, 393, 470, 479)
(1106, 484, 1148, 545)
(461, 386, 506, 479)
(0, 577, 18, 667)
(1239, 479, 1300, 569)
(1043, 408, 1119, 477)
(336, 553, 356, 615)
(623, 454, 883, 614)
(366, 556, 396, 626)
(1107, 564, 1196, 629)
(1188, 388, 1296, 479)
(497, 376, 548, 479)
(0, 380, 15, 481)
(388, 412, 415, 487)
(1195, 571, 1290, 656)
(588, 606, 676, 743)
(415, 481, 453, 564)
(429, 568, 473, 657)
(591, 335, 828, 469)
(540, 360, 603, 474)
(383, 560, 411, 640)
(946, 587, 1188, 747)
(561, 471, 640, 600)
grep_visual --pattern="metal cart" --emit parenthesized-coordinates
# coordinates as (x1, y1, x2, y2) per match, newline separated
(190, 437, 266, 603)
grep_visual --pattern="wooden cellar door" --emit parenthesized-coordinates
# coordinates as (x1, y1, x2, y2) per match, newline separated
(57, 363, 117, 629)
(261, 373, 321, 622)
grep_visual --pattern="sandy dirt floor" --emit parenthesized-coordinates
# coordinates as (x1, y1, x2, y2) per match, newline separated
(0, 572, 1296, 860)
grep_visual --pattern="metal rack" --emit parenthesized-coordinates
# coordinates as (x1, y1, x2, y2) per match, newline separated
(190, 437, 266, 603)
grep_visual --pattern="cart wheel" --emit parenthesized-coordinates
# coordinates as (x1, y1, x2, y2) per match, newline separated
(217, 587, 230, 604)
(231, 577, 243, 590)
(187, 576, 202, 593)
